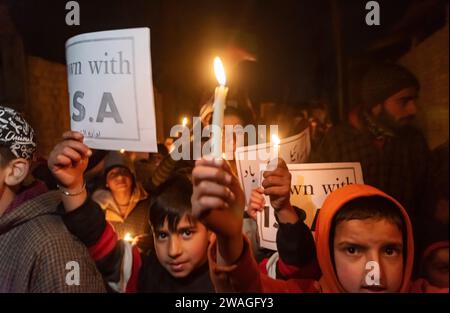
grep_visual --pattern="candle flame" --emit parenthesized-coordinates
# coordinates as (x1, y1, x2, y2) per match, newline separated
(272, 134, 281, 146)
(214, 57, 226, 86)
(120, 149, 125, 154)
(182, 117, 188, 127)
(124, 233, 133, 242)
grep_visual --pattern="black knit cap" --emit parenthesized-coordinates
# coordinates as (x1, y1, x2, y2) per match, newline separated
(361, 63, 420, 109)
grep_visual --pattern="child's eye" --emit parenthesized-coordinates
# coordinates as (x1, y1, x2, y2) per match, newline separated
(157, 232, 168, 240)
(181, 229, 193, 238)
(385, 247, 394, 255)
(345, 246, 359, 255)
(384, 246, 401, 256)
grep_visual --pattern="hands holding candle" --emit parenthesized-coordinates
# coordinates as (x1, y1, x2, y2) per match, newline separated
(246, 157, 298, 225)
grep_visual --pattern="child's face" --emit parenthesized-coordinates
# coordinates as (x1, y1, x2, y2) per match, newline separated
(424, 247, 449, 288)
(106, 167, 133, 193)
(154, 215, 210, 278)
(333, 218, 404, 293)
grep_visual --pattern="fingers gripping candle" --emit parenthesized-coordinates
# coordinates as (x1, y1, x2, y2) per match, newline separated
(211, 57, 229, 158)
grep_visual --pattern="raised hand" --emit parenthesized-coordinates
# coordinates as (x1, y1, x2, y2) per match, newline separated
(262, 158, 291, 212)
(191, 157, 245, 264)
(48, 131, 92, 189)
(262, 158, 298, 224)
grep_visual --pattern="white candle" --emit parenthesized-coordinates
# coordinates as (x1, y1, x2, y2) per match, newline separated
(267, 134, 280, 171)
(211, 57, 229, 158)
(182, 117, 188, 128)
(272, 134, 280, 158)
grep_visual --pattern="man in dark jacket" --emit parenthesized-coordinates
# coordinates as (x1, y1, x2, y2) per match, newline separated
(310, 63, 430, 234)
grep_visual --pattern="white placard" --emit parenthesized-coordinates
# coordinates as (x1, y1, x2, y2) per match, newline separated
(235, 128, 310, 207)
(257, 162, 364, 251)
(65, 28, 157, 152)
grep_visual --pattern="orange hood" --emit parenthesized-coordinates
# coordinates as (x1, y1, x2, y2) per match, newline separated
(314, 184, 414, 293)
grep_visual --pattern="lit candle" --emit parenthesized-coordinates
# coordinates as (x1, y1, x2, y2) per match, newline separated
(211, 57, 229, 158)
(120, 149, 125, 154)
(272, 134, 280, 158)
(124, 233, 133, 243)
(267, 134, 281, 171)
(182, 117, 188, 128)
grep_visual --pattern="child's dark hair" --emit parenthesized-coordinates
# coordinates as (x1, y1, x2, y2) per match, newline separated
(332, 196, 404, 231)
(149, 173, 195, 233)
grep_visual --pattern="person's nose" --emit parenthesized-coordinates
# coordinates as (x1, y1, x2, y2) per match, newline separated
(406, 100, 417, 116)
(365, 251, 385, 286)
(115, 173, 126, 182)
(168, 236, 183, 259)
(366, 249, 381, 266)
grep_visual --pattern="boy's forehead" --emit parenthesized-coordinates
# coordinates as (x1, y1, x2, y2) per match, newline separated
(108, 166, 131, 176)
(335, 218, 403, 244)
(158, 214, 200, 231)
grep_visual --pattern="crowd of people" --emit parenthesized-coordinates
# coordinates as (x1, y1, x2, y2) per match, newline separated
(0, 62, 448, 293)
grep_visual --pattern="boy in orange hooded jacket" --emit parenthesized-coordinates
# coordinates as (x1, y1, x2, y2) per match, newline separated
(191, 157, 448, 293)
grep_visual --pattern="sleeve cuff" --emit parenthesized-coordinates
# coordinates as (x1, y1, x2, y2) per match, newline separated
(61, 197, 107, 246)
(208, 235, 263, 293)
(276, 207, 316, 266)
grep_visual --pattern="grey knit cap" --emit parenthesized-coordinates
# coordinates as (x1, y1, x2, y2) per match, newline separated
(361, 63, 420, 109)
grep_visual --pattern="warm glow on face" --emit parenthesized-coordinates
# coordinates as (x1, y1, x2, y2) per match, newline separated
(214, 57, 226, 86)
(124, 233, 133, 242)
(272, 134, 281, 146)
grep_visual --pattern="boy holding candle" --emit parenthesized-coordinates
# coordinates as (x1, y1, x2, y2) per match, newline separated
(49, 131, 216, 292)
(191, 156, 448, 293)
(48, 129, 316, 292)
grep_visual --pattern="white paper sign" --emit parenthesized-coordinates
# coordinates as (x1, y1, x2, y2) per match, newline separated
(257, 162, 364, 251)
(65, 28, 157, 152)
(235, 128, 311, 207)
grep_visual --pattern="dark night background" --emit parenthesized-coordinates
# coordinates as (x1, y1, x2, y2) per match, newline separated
(7, 0, 446, 103)
(1, 0, 448, 154)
